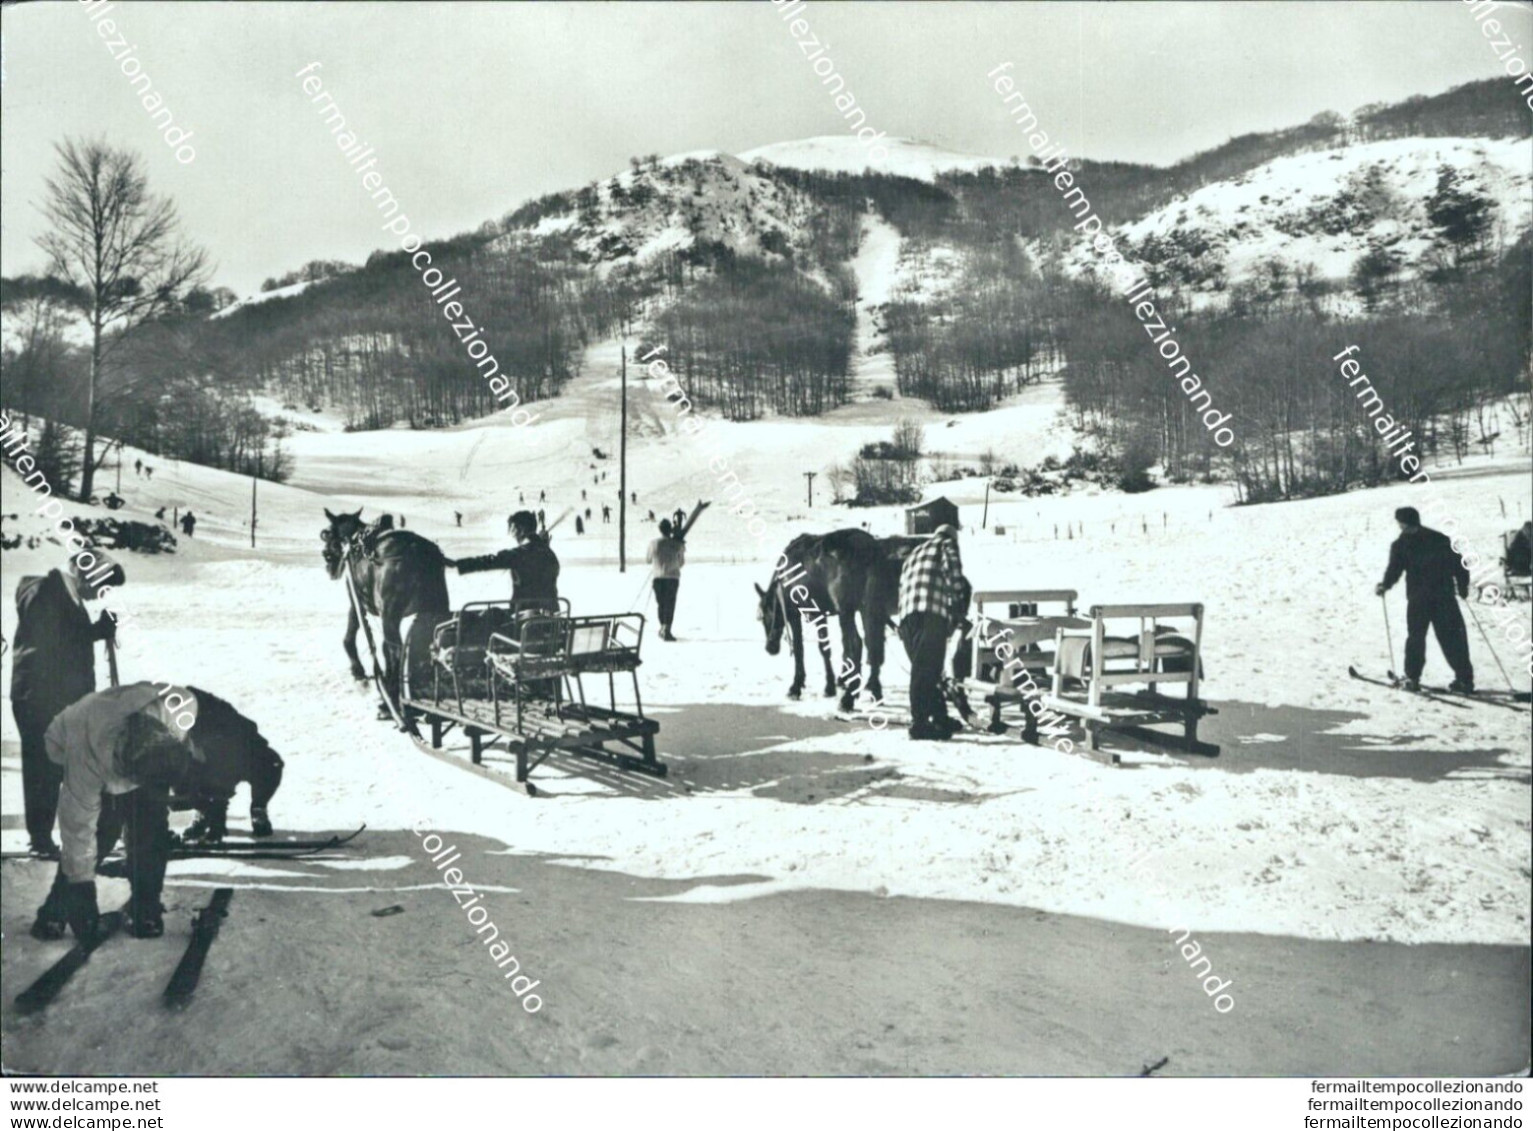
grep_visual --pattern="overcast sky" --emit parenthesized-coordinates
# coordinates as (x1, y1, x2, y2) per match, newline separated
(2, 1, 1529, 296)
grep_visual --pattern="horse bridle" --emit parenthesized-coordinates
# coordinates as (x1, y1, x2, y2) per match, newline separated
(773, 574, 792, 643)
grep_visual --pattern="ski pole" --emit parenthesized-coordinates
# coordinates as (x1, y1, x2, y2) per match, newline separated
(627, 566, 654, 613)
(1381, 595, 1397, 679)
(1463, 596, 1516, 694)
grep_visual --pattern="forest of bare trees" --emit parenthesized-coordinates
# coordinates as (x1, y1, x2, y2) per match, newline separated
(4, 77, 1528, 508)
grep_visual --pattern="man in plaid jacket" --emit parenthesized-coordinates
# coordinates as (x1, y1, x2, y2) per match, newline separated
(897, 524, 970, 740)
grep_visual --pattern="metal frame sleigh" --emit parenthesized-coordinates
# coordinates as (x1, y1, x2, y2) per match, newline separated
(403, 598, 664, 790)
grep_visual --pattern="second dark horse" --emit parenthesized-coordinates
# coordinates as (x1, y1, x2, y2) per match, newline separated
(321, 508, 452, 714)
(755, 529, 910, 712)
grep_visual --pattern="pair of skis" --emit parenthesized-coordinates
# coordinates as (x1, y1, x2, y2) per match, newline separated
(13, 888, 233, 1016)
(2, 825, 365, 866)
(1347, 666, 1530, 712)
(174, 824, 366, 856)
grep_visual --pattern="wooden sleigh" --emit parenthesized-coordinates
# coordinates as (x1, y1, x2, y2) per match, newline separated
(963, 591, 1218, 765)
(402, 598, 664, 791)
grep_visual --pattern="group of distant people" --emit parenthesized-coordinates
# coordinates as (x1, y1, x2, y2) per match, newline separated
(132, 459, 155, 480)
(149, 507, 197, 537)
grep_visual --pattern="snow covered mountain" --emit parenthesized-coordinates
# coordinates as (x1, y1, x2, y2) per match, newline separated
(1071, 136, 1533, 309)
(8, 78, 1529, 441)
(492, 151, 821, 272)
(739, 136, 1007, 181)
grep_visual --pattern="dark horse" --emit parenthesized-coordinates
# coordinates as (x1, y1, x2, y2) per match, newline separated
(321, 508, 452, 712)
(755, 529, 909, 712)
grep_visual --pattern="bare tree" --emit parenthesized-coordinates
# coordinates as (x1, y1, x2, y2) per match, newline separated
(36, 138, 209, 499)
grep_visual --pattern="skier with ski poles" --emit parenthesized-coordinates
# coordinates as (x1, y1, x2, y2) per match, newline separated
(1375, 506, 1474, 693)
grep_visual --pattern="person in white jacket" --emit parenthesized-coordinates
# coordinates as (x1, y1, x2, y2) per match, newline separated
(31, 682, 199, 941)
(646, 519, 686, 641)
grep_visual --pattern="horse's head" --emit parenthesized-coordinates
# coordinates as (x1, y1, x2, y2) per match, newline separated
(321, 507, 365, 580)
(755, 578, 785, 656)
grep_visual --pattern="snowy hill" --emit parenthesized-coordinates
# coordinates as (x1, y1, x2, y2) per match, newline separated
(495, 151, 821, 273)
(211, 279, 316, 320)
(1068, 136, 1533, 308)
(739, 136, 1006, 181)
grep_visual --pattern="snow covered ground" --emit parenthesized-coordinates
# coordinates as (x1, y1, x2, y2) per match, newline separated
(3, 339, 1527, 959)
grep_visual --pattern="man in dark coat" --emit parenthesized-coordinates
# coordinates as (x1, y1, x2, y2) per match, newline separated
(452, 510, 560, 609)
(174, 686, 285, 843)
(10, 554, 125, 857)
(1376, 506, 1474, 692)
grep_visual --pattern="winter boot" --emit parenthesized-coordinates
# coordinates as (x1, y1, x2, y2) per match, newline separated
(1448, 677, 1475, 694)
(31, 875, 69, 940)
(126, 902, 165, 939)
(250, 806, 274, 838)
(184, 811, 227, 845)
(1400, 677, 1421, 692)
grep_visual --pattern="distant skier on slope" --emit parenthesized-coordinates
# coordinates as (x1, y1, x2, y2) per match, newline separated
(1375, 506, 1473, 692)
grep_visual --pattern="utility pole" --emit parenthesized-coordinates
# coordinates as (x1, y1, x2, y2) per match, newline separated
(982, 480, 991, 529)
(619, 344, 628, 573)
(115, 442, 122, 494)
(250, 472, 258, 548)
(803, 471, 816, 508)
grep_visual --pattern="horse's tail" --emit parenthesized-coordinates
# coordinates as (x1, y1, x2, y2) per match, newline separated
(421, 561, 452, 615)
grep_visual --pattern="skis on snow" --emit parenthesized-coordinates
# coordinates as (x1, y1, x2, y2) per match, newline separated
(12, 908, 128, 1015)
(1348, 666, 1472, 708)
(1421, 685, 1530, 712)
(163, 888, 234, 1009)
(178, 824, 367, 854)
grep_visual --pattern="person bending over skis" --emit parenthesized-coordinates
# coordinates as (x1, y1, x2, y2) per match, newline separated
(32, 683, 199, 941)
(174, 687, 285, 844)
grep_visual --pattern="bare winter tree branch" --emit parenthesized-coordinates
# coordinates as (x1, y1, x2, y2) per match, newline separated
(34, 137, 210, 499)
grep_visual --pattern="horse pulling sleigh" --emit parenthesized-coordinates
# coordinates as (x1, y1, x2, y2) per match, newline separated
(321, 509, 665, 794)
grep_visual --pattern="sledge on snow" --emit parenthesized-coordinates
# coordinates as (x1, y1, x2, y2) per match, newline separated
(962, 590, 1218, 765)
(407, 597, 663, 789)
